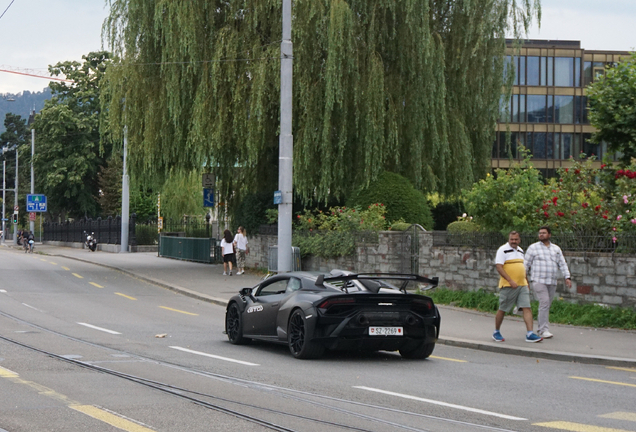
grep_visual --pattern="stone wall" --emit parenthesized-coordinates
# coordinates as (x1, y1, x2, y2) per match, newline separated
(246, 231, 636, 308)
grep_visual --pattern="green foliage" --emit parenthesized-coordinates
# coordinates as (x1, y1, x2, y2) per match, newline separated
(160, 170, 205, 221)
(0, 113, 31, 226)
(348, 172, 433, 229)
(33, 51, 114, 220)
(293, 204, 386, 257)
(135, 224, 158, 245)
(98, 151, 122, 217)
(389, 221, 412, 231)
(447, 220, 481, 233)
(0, 89, 51, 134)
(588, 53, 636, 165)
(102, 0, 540, 208)
(265, 209, 278, 224)
(427, 287, 636, 330)
(232, 191, 276, 235)
(464, 151, 547, 233)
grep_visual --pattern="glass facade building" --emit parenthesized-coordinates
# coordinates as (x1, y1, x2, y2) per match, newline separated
(494, 40, 630, 177)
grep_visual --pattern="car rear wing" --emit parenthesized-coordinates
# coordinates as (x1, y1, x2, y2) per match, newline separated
(315, 273, 439, 293)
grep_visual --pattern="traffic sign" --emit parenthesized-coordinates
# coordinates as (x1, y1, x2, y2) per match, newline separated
(202, 173, 215, 188)
(203, 188, 215, 208)
(29, 212, 36, 221)
(273, 190, 282, 205)
(26, 194, 47, 212)
(13, 205, 19, 212)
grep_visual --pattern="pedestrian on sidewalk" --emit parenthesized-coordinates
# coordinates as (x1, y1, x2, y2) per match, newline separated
(524, 225, 572, 339)
(220, 229, 235, 276)
(493, 231, 543, 343)
(233, 226, 249, 275)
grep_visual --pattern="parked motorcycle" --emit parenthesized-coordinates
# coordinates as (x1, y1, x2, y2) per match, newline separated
(84, 231, 97, 252)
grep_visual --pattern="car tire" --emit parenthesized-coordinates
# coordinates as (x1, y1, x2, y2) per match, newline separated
(226, 303, 249, 345)
(399, 326, 436, 359)
(287, 309, 325, 359)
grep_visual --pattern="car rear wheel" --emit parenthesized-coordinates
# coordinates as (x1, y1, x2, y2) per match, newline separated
(226, 303, 249, 345)
(287, 309, 325, 359)
(399, 326, 436, 359)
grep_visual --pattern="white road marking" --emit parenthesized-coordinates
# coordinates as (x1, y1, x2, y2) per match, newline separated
(22, 303, 43, 312)
(0, 289, 7, 293)
(169, 346, 259, 366)
(77, 322, 121, 335)
(353, 386, 527, 421)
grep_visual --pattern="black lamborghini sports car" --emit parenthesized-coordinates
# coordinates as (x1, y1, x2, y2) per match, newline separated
(224, 270, 440, 359)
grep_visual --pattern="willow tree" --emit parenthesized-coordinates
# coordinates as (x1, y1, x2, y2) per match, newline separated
(102, 0, 539, 207)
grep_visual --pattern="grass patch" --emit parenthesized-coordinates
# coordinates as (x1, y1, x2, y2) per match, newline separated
(422, 287, 636, 330)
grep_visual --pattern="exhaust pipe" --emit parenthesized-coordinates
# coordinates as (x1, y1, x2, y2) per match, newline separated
(357, 314, 369, 326)
(405, 315, 417, 326)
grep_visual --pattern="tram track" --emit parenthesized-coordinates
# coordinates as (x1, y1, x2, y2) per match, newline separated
(0, 310, 520, 432)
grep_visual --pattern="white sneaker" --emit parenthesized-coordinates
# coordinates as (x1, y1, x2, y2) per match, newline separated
(539, 330, 553, 339)
(223, 271, 227, 276)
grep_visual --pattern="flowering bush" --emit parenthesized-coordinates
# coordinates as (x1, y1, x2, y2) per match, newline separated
(463, 150, 548, 233)
(293, 204, 387, 257)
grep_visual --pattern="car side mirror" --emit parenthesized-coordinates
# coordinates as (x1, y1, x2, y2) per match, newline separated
(240, 287, 257, 302)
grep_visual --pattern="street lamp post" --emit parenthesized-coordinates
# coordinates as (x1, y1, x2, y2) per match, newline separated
(30, 128, 34, 233)
(2, 159, 5, 244)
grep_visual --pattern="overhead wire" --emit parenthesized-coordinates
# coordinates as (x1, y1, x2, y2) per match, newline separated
(0, 0, 15, 21)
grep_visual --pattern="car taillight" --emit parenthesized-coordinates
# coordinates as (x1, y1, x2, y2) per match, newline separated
(319, 297, 355, 309)
(411, 298, 433, 314)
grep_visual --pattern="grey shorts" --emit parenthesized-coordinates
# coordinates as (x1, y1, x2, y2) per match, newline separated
(498, 286, 531, 313)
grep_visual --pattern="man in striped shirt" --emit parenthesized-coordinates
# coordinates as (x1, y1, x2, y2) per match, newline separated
(525, 225, 572, 339)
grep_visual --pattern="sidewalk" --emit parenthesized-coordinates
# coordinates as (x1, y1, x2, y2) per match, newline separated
(25, 244, 636, 367)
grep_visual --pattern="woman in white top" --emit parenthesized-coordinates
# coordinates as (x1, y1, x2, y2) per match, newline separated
(220, 229, 235, 276)
(233, 226, 248, 275)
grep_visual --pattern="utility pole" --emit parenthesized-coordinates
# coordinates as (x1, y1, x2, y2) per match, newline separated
(30, 128, 35, 233)
(2, 160, 5, 244)
(13, 147, 18, 245)
(277, 0, 293, 273)
(121, 127, 129, 252)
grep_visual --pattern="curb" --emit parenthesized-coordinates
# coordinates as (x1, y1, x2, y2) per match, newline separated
(437, 336, 636, 367)
(42, 251, 636, 367)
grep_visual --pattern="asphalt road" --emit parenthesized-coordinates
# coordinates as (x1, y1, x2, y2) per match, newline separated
(1, 248, 635, 432)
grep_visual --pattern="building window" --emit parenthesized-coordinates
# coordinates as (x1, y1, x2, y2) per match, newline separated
(533, 132, 547, 159)
(561, 133, 573, 159)
(518, 56, 526, 85)
(575, 57, 581, 87)
(547, 95, 555, 123)
(512, 95, 519, 122)
(540, 57, 547, 86)
(499, 95, 509, 122)
(547, 133, 554, 159)
(527, 56, 540, 86)
(554, 95, 574, 124)
(519, 95, 526, 123)
(527, 95, 546, 123)
(555, 57, 574, 87)
(583, 61, 593, 86)
(547, 57, 554, 86)
(582, 133, 599, 157)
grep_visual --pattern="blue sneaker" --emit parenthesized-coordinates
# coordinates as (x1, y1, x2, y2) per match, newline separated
(492, 331, 505, 342)
(526, 333, 543, 343)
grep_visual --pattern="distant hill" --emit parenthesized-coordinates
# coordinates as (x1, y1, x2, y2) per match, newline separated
(0, 88, 52, 133)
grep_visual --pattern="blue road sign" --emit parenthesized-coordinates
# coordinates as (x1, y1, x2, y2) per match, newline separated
(26, 194, 47, 212)
(203, 188, 215, 208)
(273, 190, 282, 205)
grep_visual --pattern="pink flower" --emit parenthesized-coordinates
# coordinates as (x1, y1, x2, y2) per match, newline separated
(624, 195, 629, 204)
(613, 237, 617, 243)
(613, 227, 617, 231)
(617, 215, 623, 221)
(631, 219, 636, 224)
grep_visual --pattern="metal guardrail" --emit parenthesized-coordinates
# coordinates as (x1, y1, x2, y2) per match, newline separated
(268, 246, 302, 273)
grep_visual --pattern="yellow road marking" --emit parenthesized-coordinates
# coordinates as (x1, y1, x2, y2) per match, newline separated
(570, 376, 636, 388)
(89, 282, 104, 288)
(115, 292, 137, 300)
(599, 412, 636, 422)
(607, 367, 636, 373)
(159, 306, 198, 316)
(0, 366, 18, 378)
(1, 366, 155, 431)
(430, 355, 468, 363)
(72, 273, 83, 279)
(70, 405, 155, 432)
(534, 421, 633, 432)
(49, 262, 57, 265)
(40, 258, 47, 262)
(61, 266, 70, 270)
